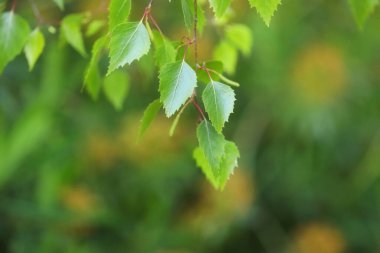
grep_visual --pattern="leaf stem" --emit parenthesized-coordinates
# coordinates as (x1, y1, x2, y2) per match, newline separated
(11, 0, 17, 11)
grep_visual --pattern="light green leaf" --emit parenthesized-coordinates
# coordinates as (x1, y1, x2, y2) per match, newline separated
(197, 60, 224, 84)
(348, 0, 379, 28)
(139, 99, 162, 139)
(104, 70, 129, 110)
(0, 12, 30, 74)
(153, 31, 177, 67)
(202, 81, 235, 133)
(208, 0, 232, 18)
(181, 0, 206, 34)
(24, 28, 45, 71)
(193, 141, 239, 190)
(196, 120, 226, 175)
(84, 36, 107, 100)
(108, 22, 151, 75)
(86, 19, 105, 37)
(61, 13, 87, 57)
(159, 60, 197, 117)
(109, 0, 131, 32)
(248, 0, 281, 26)
(226, 24, 253, 56)
(53, 0, 64, 10)
(213, 40, 238, 75)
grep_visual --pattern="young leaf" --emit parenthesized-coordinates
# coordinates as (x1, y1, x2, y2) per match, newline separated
(0, 12, 30, 74)
(109, 0, 131, 32)
(61, 13, 87, 57)
(159, 60, 197, 117)
(196, 120, 226, 175)
(226, 24, 253, 56)
(53, 0, 64, 10)
(208, 0, 232, 18)
(84, 36, 107, 100)
(202, 81, 235, 133)
(24, 28, 45, 71)
(193, 141, 239, 190)
(213, 40, 238, 75)
(248, 0, 281, 26)
(86, 20, 105, 37)
(153, 31, 177, 67)
(108, 22, 151, 75)
(139, 99, 162, 139)
(348, 0, 379, 28)
(104, 70, 129, 110)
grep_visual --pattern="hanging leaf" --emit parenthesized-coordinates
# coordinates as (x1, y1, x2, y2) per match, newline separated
(104, 70, 129, 110)
(248, 0, 281, 26)
(348, 0, 379, 28)
(53, 0, 64, 10)
(208, 0, 232, 18)
(196, 120, 226, 174)
(139, 99, 162, 139)
(84, 36, 107, 100)
(61, 13, 87, 57)
(0, 12, 30, 74)
(152, 31, 177, 67)
(202, 81, 235, 133)
(109, 0, 131, 32)
(24, 28, 45, 71)
(181, 0, 206, 34)
(86, 20, 106, 37)
(226, 24, 253, 56)
(159, 60, 197, 117)
(193, 140, 239, 190)
(213, 40, 238, 75)
(108, 22, 151, 75)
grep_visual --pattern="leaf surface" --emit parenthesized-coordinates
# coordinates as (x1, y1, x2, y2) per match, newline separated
(139, 99, 162, 139)
(61, 13, 87, 57)
(24, 28, 45, 71)
(248, 0, 281, 26)
(109, 0, 131, 31)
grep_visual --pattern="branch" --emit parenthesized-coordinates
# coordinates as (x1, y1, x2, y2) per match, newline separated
(193, 0, 198, 65)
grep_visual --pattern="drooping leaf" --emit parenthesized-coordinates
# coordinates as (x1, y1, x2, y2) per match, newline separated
(226, 24, 253, 56)
(202, 81, 235, 133)
(193, 140, 239, 190)
(61, 13, 87, 57)
(53, 0, 64, 10)
(84, 36, 107, 100)
(152, 31, 177, 67)
(109, 0, 131, 32)
(348, 0, 379, 28)
(108, 22, 151, 75)
(197, 60, 224, 84)
(0, 12, 30, 74)
(196, 120, 226, 174)
(139, 99, 162, 139)
(248, 0, 281, 26)
(181, 0, 206, 34)
(86, 19, 106, 37)
(24, 28, 45, 71)
(159, 60, 197, 117)
(104, 70, 129, 110)
(208, 0, 232, 18)
(213, 40, 238, 75)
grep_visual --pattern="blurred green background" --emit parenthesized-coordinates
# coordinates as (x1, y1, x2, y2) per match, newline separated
(1, 0, 380, 252)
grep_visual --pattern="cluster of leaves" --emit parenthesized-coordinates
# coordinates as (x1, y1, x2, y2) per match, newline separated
(0, 0, 378, 189)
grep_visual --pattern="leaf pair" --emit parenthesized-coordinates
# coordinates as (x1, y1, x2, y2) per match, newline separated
(194, 120, 239, 190)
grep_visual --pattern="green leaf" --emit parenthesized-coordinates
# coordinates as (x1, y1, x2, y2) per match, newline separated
(202, 81, 235, 133)
(208, 0, 232, 18)
(53, 0, 64, 10)
(0, 12, 30, 74)
(24, 28, 45, 71)
(213, 40, 238, 75)
(61, 13, 87, 57)
(86, 19, 105, 37)
(226, 24, 253, 56)
(139, 99, 162, 139)
(159, 60, 197, 117)
(196, 120, 226, 174)
(181, 0, 206, 34)
(109, 0, 131, 32)
(248, 0, 281, 26)
(348, 0, 379, 28)
(104, 70, 129, 110)
(84, 36, 107, 100)
(197, 60, 224, 84)
(153, 32, 177, 67)
(193, 141, 239, 190)
(108, 22, 151, 75)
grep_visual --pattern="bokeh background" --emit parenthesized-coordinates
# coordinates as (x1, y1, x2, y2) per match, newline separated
(1, 0, 380, 252)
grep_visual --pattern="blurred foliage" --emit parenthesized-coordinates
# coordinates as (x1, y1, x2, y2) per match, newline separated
(1, 0, 380, 252)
